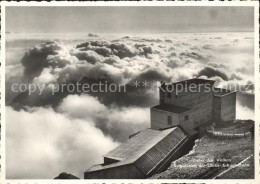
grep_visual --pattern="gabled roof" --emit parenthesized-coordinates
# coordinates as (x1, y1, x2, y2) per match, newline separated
(104, 128, 174, 161)
(152, 103, 191, 114)
(86, 127, 187, 175)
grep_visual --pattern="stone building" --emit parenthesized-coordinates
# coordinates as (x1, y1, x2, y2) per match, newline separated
(84, 78, 236, 179)
(151, 78, 236, 132)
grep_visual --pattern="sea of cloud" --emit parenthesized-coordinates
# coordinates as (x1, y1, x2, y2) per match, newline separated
(5, 32, 255, 178)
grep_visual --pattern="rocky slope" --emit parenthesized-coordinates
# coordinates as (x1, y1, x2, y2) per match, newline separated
(151, 135, 254, 179)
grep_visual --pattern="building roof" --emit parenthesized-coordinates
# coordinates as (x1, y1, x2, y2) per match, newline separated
(86, 127, 187, 175)
(152, 103, 191, 114)
(161, 78, 215, 90)
(213, 87, 236, 97)
(105, 128, 173, 161)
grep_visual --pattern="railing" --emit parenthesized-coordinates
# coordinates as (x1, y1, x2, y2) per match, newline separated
(205, 126, 251, 140)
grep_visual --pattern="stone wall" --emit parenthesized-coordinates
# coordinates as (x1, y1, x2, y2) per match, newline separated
(219, 92, 236, 121)
(160, 84, 214, 128)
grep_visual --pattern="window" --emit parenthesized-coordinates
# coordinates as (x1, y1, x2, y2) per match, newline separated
(184, 115, 189, 121)
(167, 116, 172, 125)
(167, 92, 171, 98)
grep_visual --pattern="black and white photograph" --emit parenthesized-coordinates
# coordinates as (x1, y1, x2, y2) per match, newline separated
(1, 2, 258, 181)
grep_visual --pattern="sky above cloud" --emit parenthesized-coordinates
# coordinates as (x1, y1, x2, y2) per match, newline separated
(6, 6, 254, 33)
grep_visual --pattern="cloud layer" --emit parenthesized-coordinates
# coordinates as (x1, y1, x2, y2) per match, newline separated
(6, 94, 150, 179)
(6, 106, 118, 179)
(8, 33, 255, 109)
